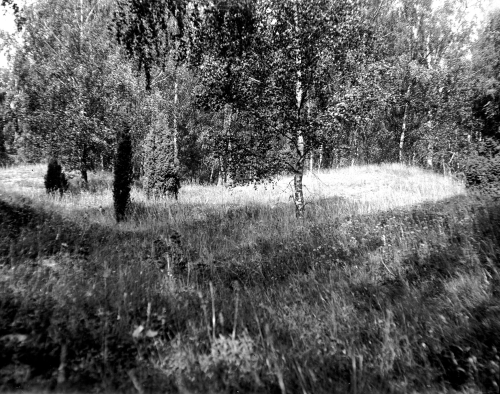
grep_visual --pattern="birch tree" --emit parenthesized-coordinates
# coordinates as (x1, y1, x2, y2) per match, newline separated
(371, 0, 478, 165)
(256, 0, 366, 216)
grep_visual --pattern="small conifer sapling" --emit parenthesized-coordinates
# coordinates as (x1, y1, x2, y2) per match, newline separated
(113, 129, 133, 222)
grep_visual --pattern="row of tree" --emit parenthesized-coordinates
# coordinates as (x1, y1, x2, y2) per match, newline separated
(1, 0, 499, 217)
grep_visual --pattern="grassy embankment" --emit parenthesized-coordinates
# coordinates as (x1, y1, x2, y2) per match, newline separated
(0, 163, 499, 393)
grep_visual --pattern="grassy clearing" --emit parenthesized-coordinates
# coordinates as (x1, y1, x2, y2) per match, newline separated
(1, 163, 499, 393)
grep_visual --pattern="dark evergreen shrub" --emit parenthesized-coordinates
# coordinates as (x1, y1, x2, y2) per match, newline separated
(113, 129, 133, 222)
(144, 129, 180, 199)
(465, 138, 500, 196)
(0, 127, 9, 165)
(44, 158, 68, 196)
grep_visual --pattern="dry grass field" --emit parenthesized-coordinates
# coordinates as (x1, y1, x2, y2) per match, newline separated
(1, 163, 499, 394)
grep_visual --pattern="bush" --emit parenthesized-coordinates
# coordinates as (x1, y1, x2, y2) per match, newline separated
(0, 127, 10, 166)
(147, 159, 181, 199)
(44, 158, 68, 196)
(144, 129, 180, 199)
(113, 130, 133, 222)
(465, 138, 500, 196)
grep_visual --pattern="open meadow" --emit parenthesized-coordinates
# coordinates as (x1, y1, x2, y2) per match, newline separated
(1, 163, 499, 393)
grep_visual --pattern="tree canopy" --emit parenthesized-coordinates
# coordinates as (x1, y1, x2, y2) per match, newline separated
(1, 0, 499, 207)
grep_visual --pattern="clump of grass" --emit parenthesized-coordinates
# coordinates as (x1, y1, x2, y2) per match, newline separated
(1, 163, 499, 393)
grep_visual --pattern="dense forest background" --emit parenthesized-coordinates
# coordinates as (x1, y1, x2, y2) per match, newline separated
(0, 0, 499, 204)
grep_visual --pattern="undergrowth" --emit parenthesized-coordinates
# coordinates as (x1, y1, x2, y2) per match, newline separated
(0, 164, 499, 393)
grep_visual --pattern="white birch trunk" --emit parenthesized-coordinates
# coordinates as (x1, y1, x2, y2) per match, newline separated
(293, 0, 305, 218)
(399, 106, 407, 163)
(173, 70, 179, 166)
(426, 118, 433, 168)
(399, 86, 411, 163)
(218, 103, 233, 186)
(318, 144, 323, 171)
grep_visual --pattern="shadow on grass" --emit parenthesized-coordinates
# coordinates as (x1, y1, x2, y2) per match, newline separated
(0, 194, 114, 265)
(2, 191, 499, 288)
(1, 191, 500, 392)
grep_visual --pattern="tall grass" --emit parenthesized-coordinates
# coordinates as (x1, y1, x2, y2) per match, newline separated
(1, 163, 499, 393)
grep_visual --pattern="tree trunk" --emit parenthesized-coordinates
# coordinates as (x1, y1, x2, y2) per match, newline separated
(294, 162, 305, 218)
(399, 85, 411, 163)
(173, 69, 179, 166)
(81, 169, 88, 184)
(427, 133, 433, 168)
(425, 113, 434, 168)
(351, 128, 358, 164)
(318, 144, 323, 171)
(217, 157, 224, 186)
(426, 143, 433, 168)
(218, 103, 233, 186)
(210, 162, 215, 184)
(307, 101, 313, 174)
(399, 103, 408, 163)
(81, 146, 88, 184)
(294, 130, 306, 217)
(78, 0, 87, 185)
(224, 103, 233, 185)
(293, 0, 305, 218)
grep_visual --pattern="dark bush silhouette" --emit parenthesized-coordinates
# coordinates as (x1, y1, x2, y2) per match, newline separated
(44, 158, 68, 196)
(465, 138, 500, 196)
(113, 129, 133, 222)
(0, 126, 9, 165)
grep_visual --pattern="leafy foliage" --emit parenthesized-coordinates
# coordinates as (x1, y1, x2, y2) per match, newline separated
(465, 138, 500, 196)
(0, 89, 12, 165)
(6, 0, 149, 180)
(114, 0, 192, 89)
(472, 9, 500, 140)
(0, 0, 26, 30)
(464, 9, 500, 195)
(144, 128, 180, 200)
